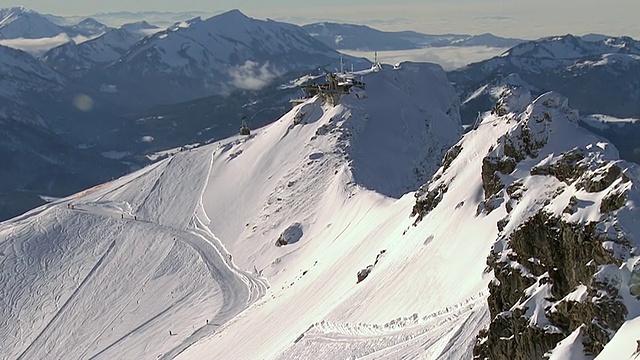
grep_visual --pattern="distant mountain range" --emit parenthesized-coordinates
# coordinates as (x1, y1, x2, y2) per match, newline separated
(44, 10, 213, 28)
(0, 8, 366, 220)
(450, 34, 640, 119)
(0, 6, 638, 222)
(448, 34, 640, 163)
(41, 21, 158, 76)
(0, 6, 109, 39)
(302, 22, 526, 51)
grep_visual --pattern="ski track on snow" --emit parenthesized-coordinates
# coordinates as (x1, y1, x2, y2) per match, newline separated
(5, 146, 268, 360)
(157, 147, 269, 359)
(16, 239, 118, 360)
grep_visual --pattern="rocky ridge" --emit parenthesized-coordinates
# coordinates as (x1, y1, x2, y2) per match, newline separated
(413, 90, 640, 359)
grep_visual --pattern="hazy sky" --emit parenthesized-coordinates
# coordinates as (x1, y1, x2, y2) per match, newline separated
(3, 0, 640, 39)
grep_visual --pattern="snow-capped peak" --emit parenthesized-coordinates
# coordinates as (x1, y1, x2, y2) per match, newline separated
(504, 33, 640, 60)
(0, 6, 66, 39)
(99, 9, 364, 105)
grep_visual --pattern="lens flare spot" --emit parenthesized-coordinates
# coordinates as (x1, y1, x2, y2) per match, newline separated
(73, 94, 94, 112)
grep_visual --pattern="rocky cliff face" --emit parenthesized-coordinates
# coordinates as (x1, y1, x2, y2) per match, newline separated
(475, 92, 638, 359)
(413, 90, 640, 359)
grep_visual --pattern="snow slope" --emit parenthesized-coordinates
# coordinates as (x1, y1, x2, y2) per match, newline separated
(0, 7, 65, 39)
(175, 64, 522, 360)
(1, 146, 266, 360)
(0, 62, 463, 359)
(3, 58, 639, 359)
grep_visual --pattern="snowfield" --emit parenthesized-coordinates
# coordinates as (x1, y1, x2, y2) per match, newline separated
(2, 61, 639, 360)
(1, 147, 266, 360)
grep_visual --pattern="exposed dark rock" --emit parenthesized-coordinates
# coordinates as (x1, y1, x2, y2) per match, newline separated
(584, 163, 621, 193)
(630, 265, 640, 299)
(442, 144, 462, 171)
(477, 194, 504, 215)
(563, 196, 579, 214)
(530, 148, 586, 182)
(474, 310, 564, 360)
(506, 180, 525, 200)
(481, 155, 516, 199)
(373, 249, 387, 266)
(547, 283, 627, 355)
(600, 190, 627, 213)
(497, 216, 510, 232)
(275, 223, 303, 247)
(475, 212, 629, 359)
(357, 265, 373, 283)
(411, 182, 448, 225)
(503, 124, 547, 162)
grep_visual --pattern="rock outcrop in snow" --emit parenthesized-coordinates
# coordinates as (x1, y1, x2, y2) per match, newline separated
(413, 89, 640, 359)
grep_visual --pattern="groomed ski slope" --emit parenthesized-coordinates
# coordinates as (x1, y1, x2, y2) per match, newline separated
(0, 146, 267, 360)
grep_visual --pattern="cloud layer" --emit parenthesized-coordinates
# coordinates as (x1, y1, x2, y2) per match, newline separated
(229, 61, 282, 91)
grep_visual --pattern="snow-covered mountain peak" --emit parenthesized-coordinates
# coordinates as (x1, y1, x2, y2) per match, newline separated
(120, 20, 157, 32)
(451, 34, 640, 127)
(99, 10, 359, 105)
(0, 6, 32, 21)
(202, 62, 461, 273)
(167, 16, 202, 31)
(122, 8, 336, 67)
(41, 21, 155, 76)
(504, 33, 640, 60)
(208, 8, 249, 23)
(0, 6, 65, 39)
(75, 17, 105, 29)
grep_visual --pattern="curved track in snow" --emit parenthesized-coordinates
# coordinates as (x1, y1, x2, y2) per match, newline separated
(2, 146, 269, 359)
(154, 147, 269, 359)
(159, 211, 268, 360)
